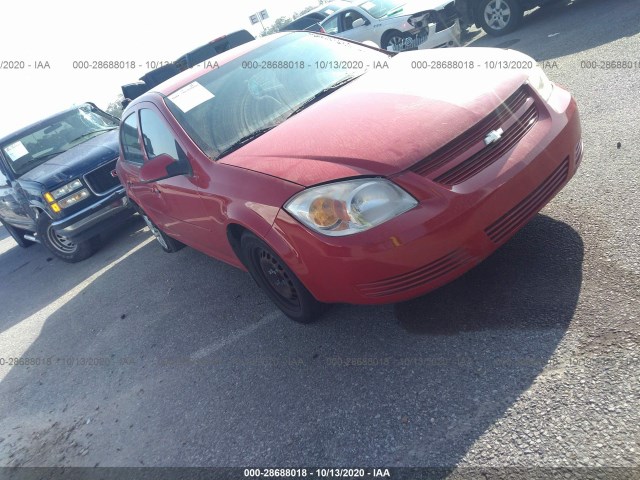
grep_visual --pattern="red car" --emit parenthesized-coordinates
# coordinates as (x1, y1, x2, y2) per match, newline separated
(117, 32, 582, 323)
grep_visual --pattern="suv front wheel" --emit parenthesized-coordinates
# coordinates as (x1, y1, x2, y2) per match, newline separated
(36, 214, 95, 262)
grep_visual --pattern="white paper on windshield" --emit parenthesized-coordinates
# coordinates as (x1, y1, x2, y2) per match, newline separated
(4, 141, 29, 161)
(361, 1, 375, 10)
(168, 82, 215, 113)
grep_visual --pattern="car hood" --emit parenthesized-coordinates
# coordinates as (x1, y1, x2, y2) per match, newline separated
(387, 0, 453, 16)
(220, 48, 535, 187)
(19, 130, 120, 189)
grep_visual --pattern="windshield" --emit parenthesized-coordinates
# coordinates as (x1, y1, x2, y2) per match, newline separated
(357, 0, 406, 18)
(164, 33, 390, 159)
(0, 104, 118, 177)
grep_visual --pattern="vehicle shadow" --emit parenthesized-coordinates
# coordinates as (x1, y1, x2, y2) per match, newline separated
(395, 214, 582, 335)
(465, 0, 640, 61)
(318, 214, 583, 466)
(0, 214, 583, 469)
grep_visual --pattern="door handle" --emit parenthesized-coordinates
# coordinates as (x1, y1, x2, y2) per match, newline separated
(152, 186, 161, 195)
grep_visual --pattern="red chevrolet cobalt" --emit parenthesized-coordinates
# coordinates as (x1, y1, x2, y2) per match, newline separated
(117, 32, 582, 323)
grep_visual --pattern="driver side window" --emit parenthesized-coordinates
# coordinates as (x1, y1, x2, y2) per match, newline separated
(342, 11, 366, 31)
(139, 109, 186, 162)
(322, 15, 339, 34)
(120, 113, 144, 165)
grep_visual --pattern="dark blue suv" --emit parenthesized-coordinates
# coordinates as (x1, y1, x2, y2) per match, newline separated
(0, 103, 133, 262)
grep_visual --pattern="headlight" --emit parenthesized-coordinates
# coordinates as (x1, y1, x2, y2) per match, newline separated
(528, 66, 554, 102)
(51, 179, 83, 199)
(284, 178, 417, 237)
(57, 188, 90, 209)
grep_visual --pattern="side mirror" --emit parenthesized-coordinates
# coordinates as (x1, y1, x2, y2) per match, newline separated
(352, 18, 366, 28)
(139, 153, 190, 183)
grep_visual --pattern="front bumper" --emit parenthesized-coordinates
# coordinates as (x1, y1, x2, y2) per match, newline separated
(396, 19, 461, 51)
(265, 85, 582, 304)
(52, 188, 133, 242)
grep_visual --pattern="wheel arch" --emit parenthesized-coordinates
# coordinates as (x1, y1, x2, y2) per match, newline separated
(381, 28, 405, 45)
(32, 205, 49, 217)
(227, 223, 249, 268)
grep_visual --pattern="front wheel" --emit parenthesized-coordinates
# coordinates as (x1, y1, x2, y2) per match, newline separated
(36, 214, 95, 262)
(241, 232, 326, 323)
(139, 212, 184, 253)
(381, 30, 411, 51)
(477, 0, 523, 36)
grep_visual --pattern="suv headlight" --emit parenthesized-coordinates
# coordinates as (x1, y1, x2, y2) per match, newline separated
(57, 189, 90, 209)
(44, 179, 89, 212)
(284, 178, 417, 237)
(51, 179, 83, 199)
(528, 66, 554, 102)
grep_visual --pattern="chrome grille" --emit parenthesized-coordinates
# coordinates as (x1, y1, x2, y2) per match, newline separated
(410, 86, 536, 184)
(84, 159, 121, 195)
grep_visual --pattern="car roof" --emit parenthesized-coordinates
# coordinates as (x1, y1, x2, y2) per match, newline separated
(302, 1, 354, 17)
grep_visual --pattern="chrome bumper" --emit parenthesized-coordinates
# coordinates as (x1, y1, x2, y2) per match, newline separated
(52, 188, 133, 241)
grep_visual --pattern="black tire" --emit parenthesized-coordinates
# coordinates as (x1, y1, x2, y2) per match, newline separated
(381, 30, 411, 51)
(1, 221, 35, 248)
(477, 0, 523, 36)
(36, 214, 95, 263)
(241, 232, 326, 323)
(139, 212, 184, 253)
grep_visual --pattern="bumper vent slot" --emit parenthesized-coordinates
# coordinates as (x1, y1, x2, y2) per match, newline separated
(485, 156, 570, 244)
(357, 249, 475, 298)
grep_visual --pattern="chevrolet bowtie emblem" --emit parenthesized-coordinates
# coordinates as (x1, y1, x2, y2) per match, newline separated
(484, 128, 504, 146)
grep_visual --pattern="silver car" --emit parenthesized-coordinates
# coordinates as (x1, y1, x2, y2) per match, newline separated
(320, 0, 461, 51)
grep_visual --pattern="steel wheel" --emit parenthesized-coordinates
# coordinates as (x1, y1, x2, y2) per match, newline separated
(240, 231, 326, 323)
(256, 247, 301, 310)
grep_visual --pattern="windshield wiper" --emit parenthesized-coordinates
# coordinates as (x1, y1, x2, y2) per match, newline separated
(216, 126, 278, 160)
(32, 150, 66, 161)
(66, 127, 117, 145)
(215, 75, 363, 160)
(286, 74, 364, 119)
